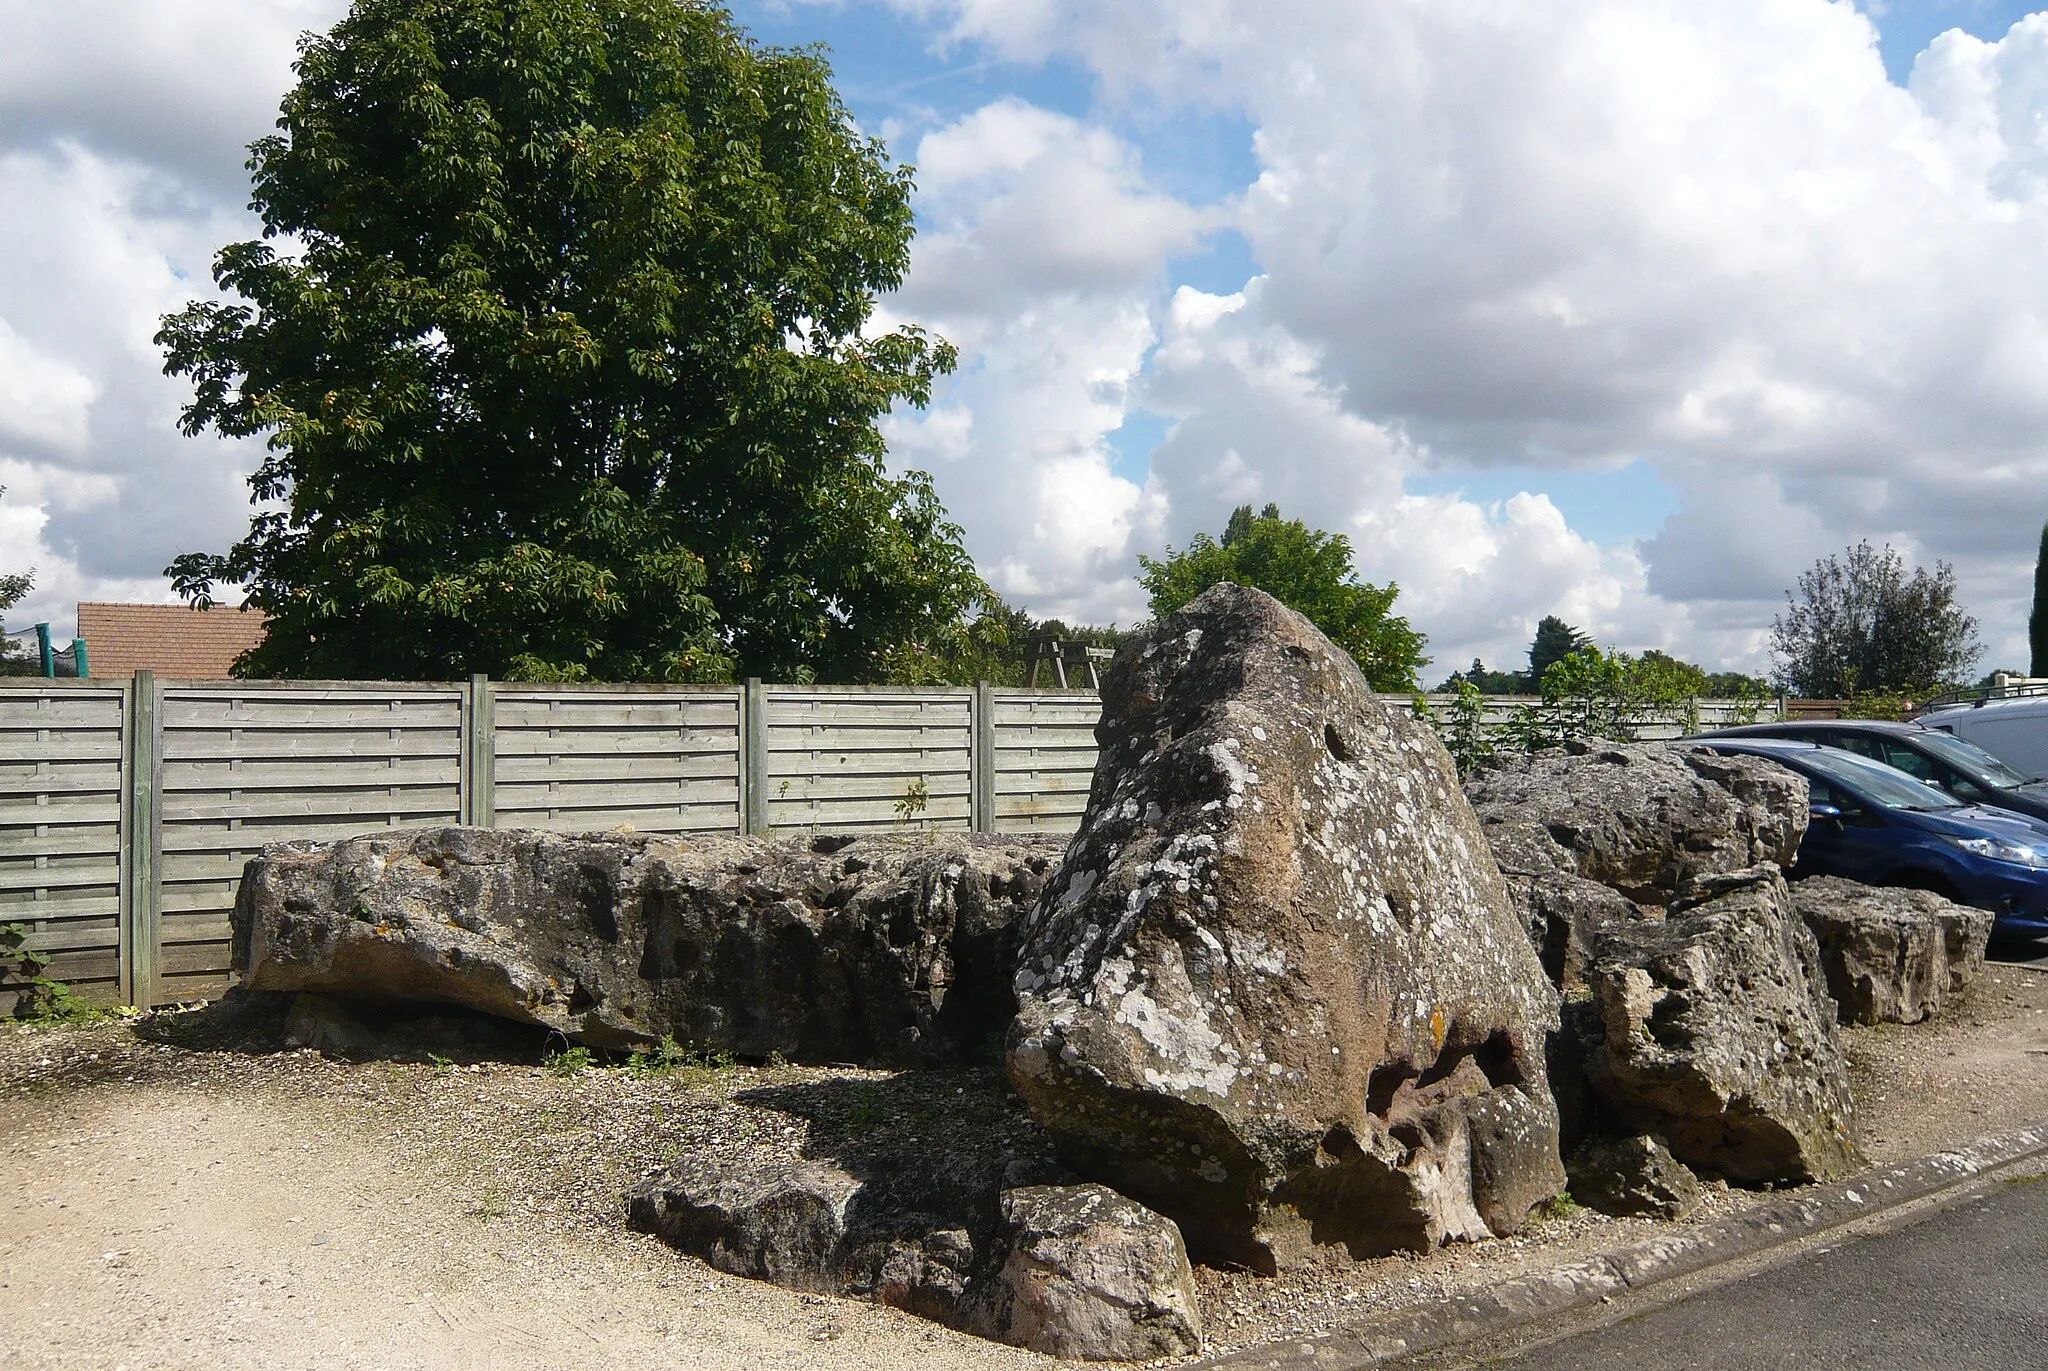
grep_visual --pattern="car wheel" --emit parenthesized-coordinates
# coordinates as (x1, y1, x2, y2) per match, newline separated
(1887, 871, 1962, 903)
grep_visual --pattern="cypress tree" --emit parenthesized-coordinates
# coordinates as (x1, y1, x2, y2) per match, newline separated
(2032, 521, 2048, 677)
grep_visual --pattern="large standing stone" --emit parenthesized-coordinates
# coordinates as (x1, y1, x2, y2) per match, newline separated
(1005, 584, 1565, 1273)
(234, 828, 1061, 1066)
(977, 1184, 1203, 1361)
(1788, 876, 1994, 1025)
(1581, 868, 1859, 1184)
(1465, 740, 1808, 903)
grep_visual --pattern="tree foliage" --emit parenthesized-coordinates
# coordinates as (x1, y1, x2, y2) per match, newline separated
(1527, 615, 1593, 686)
(1769, 541, 1981, 697)
(2032, 520, 2048, 678)
(158, 0, 980, 683)
(1433, 658, 1531, 694)
(0, 485, 33, 677)
(1138, 502, 1428, 691)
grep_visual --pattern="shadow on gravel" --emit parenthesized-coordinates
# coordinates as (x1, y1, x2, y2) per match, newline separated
(134, 988, 551, 1066)
(1987, 932, 2048, 969)
(733, 1069, 1061, 1217)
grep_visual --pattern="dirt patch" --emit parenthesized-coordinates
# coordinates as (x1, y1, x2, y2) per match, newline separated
(3, 964, 2045, 1369)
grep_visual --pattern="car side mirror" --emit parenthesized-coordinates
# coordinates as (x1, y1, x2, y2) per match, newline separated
(1810, 803, 1843, 821)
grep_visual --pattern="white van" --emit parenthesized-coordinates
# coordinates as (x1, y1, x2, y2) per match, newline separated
(1919, 693, 2048, 781)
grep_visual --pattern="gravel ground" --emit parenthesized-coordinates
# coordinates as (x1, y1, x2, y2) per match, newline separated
(2, 962, 2045, 1369)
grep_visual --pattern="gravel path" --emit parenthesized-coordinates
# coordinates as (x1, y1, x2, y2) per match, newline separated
(2, 962, 2045, 1370)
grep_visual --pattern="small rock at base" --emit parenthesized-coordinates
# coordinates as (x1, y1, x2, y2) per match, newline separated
(977, 1184, 1202, 1361)
(1566, 1134, 1702, 1220)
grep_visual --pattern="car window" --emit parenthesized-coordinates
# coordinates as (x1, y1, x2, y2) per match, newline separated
(1831, 733, 1884, 761)
(1878, 742, 1937, 782)
(1912, 730, 2030, 790)
(1797, 747, 1966, 811)
(1807, 778, 1844, 810)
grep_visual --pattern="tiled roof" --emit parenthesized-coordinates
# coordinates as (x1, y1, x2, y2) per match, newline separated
(75, 602, 269, 680)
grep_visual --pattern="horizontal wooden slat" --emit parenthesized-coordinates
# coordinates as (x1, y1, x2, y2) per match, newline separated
(495, 754, 737, 784)
(494, 701, 740, 728)
(495, 785, 740, 813)
(161, 758, 460, 791)
(0, 735, 123, 764)
(160, 788, 460, 823)
(0, 891, 121, 922)
(0, 864, 120, 893)
(40, 948, 118, 984)
(493, 730, 739, 759)
(0, 771, 126, 800)
(0, 830, 121, 859)
(160, 914, 233, 944)
(765, 704, 973, 728)
(492, 807, 740, 835)
(5, 922, 119, 953)
(162, 734, 459, 761)
(0, 699, 126, 727)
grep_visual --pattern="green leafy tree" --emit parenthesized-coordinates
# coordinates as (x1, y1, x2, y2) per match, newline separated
(1769, 541, 1981, 697)
(1527, 615, 1593, 686)
(1433, 657, 1530, 694)
(158, 0, 979, 683)
(0, 486, 33, 677)
(2032, 520, 2048, 677)
(1138, 502, 1428, 691)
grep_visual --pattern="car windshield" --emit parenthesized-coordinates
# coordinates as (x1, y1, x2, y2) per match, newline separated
(1796, 747, 1966, 811)
(1911, 729, 2032, 789)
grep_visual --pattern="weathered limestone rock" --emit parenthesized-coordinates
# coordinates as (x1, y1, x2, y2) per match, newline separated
(235, 827, 1062, 1067)
(1581, 868, 1859, 1185)
(1006, 584, 1565, 1273)
(1789, 876, 1993, 1025)
(1565, 1134, 1702, 1220)
(1507, 871, 1646, 993)
(625, 1141, 1200, 1357)
(978, 1184, 1202, 1361)
(625, 1156, 863, 1292)
(1466, 740, 1809, 903)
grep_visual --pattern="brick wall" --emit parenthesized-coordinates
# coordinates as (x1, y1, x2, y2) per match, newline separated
(75, 602, 268, 679)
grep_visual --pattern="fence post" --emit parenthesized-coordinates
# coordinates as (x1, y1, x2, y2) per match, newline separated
(742, 678, 769, 836)
(972, 681, 997, 834)
(120, 670, 161, 1009)
(462, 673, 496, 827)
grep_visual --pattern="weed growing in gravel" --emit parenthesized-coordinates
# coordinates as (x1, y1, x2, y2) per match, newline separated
(544, 1045, 594, 1077)
(1536, 1192, 1585, 1221)
(623, 1037, 735, 1086)
(847, 1083, 884, 1131)
(468, 1186, 510, 1220)
(0, 923, 110, 1025)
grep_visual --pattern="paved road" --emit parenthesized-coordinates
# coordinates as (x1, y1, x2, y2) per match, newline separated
(1460, 1176, 2048, 1370)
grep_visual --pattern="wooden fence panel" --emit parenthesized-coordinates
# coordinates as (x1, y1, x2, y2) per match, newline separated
(764, 687, 973, 833)
(991, 691, 1100, 834)
(492, 687, 743, 834)
(0, 683, 127, 1006)
(156, 684, 463, 1001)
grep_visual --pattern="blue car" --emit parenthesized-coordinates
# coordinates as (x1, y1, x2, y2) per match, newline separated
(1684, 736, 2048, 935)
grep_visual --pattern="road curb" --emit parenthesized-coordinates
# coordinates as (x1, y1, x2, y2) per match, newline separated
(1201, 1119, 2048, 1370)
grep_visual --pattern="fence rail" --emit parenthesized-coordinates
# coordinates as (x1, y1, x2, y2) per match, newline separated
(0, 677, 1789, 1010)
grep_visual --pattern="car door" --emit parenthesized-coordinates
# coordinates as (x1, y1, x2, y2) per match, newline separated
(1794, 775, 1899, 881)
